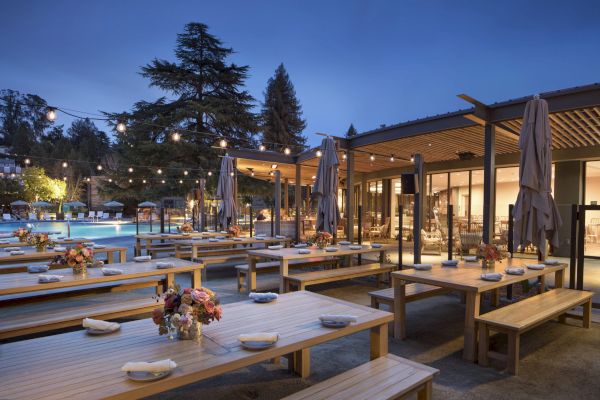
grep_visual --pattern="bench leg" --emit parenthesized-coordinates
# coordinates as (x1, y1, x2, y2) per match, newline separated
(491, 289, 500, 307)
(478, 323, 490, 367)
(247, 257, 257, 293)
(583, 299, 592, 328)
(393, 282, 407, 340)
(299, 282, 306, 291)
(370, 296, 379, 309)
(507, 331, 520, 375)
(463, 291, 481, 362)
(237, 270, 244, 293)
(417, 381, 433, 400)
(538, 275, 546, 294)
(370, 323, 388, 359)
(192, 269, 201, 289)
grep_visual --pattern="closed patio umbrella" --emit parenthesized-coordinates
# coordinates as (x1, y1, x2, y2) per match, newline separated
(512, 97, 562, 258)
(103, 201, 124, 208)
(216, 155, 237, 228)
(313, 137, 340, 234)
(10, 200, 28, 206)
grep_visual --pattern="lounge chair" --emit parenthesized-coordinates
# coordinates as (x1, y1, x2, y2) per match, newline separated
(65, 212, 73, 220)
(102, 212, 109, 220)
(77, 212, 85, 221)
(115, 212, 122, 220)
(43, 213, 52, 221)
(2, 214, 12, 221)
(96, 211, 104, 220)
(87, 211, 96, 221)
(28, 213, 38, 221)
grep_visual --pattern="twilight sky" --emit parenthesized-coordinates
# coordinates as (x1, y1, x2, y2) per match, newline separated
(1, 0, 599, 148)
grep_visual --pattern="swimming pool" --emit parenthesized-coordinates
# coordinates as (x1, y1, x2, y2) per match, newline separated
(0, 221, 157, 239)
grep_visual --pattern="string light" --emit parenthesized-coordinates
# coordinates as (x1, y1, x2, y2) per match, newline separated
(108, 178, 113, 182)
(128, 178, 132, 183)
(86, 177, 91, 182)
(116, 121, 127, 133)
(410, 155, 415, 162)
(370, 154, 375, 161)
(179, 179, 183, 184)
(229, 171, 234, 177)
(271, 164, 278, 169)
(311, 175, 316, 179)
(389, 154, 394, 162)
(62, 177, 67, 181)
(96, 165, 103, 171)
(195, 180, 199, 183)
(46, 108, 57, 121)
(62, 161, 68, 168)
(259, 144, 266, 152)
(208, 171, 212, 176)
(219, 138, 227, 148)
(251, 171, 255, 176)
(183, 170, 188, 176)
(316, 150, 322, 157)
(283, 147, 291, 155)
(128, 167, 133, 173)
(24, 158, 30, 165)
(142, 179, 147, 184)
(157, 169, 162, 174)
(161, 179, 165, 184)
(171, 131, 181, 142)
(342, 152, 347, 160)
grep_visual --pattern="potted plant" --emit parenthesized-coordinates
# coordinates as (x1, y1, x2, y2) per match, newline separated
(227, 225, 241, 237)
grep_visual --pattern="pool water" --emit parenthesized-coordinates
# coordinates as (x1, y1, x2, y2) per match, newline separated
(0, 221, 158, 240)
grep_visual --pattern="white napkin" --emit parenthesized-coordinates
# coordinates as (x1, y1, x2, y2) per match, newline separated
(233, 237, 243, 241)
(5, 247, 20, 251)
(319, 314, 358, 323)
(325, 247, 338, 252)
(121, 359, 177, 373)
(338, 241, 351, 245)
(527, 264, 545, 270)
(298, 249, 311, 254)
(294, 243, 307, 248)
(93, 244, 106, 249)
(371, 243, 382, 248)
(481, 272, 503, 281)
(208, 238, 219, 242)
(413, 263, 433, 271)
(505, 267, 525, 275)
(275, 235, 286, 239)
(134, 256, 151, 262)
(349, 245, 362, 250)
(215, 236, 226, 239)
(54, 246, 67, 252)
(83, 318, 120, 331)
(544, 259, 560, 265)
(28, 265, 49, 273)
(38, 274, 63, 283)
(238, 332, 279, 343)
(10, 250, 25, 255)
(442, 260, 459, 267)
(156, 262, 175, 269)
(220, 231, 228, 234)
(249, 292, 278, 301)
(268, 245, 283, 250)
(83, 242, 95, 247)
(101, 267, 123, 276)
(464, 256, 478, 262)
(0, 239, 10, 244)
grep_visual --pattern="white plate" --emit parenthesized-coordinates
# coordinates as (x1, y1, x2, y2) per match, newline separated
(86, 325, 120, 335)
(294, 243, 307, 248)
(240, 340, 277, 350)
(338, 241, 351, 245)
(298, 249, 311, 254)
(127, 369, 172, 382)
(371, 244, 382, 248)
(349, 245, 362, 250)
(268, 245, 283, 250)
(321, 320, 350, 328)
(324, 247, 338, 252)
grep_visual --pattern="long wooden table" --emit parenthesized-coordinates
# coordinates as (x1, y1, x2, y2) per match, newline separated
(0, 291, 392, 400)
(174, 236, 292, 259)
(392, 259, 566, 362)
(0, 245, 128, 265)
(0, 257, 203, 297)
(134, 231, 232, 256)
(248, 243, 395, 292)
(0, 237, 90, 248)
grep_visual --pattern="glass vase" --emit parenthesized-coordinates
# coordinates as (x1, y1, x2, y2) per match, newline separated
(481, 259, 496, 269)
(72, 263, 87, 275)
(176, 321, 202, 340)
(36, 245, 46, 252)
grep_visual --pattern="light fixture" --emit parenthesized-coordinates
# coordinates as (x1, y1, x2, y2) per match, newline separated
(86, 177, 90, 182)
(128, 167, 133, 173)
(316, 150, 322, 157)
(128, 178, 132, 183)
(230, 171, 234, 177)
(62, 176, 66, 181)
(142, 179, 147, 184)
(311, 175, 316, 179)
(116, 121, 127, 133)
(161, 179, 165, 184)
(195, 180, 199, 183)
(271, 164, 278, 169)
(179, 179, 183, 184)
(269, 171, 274, 176)
(24, 158, 30, 165)
(370, 154, 375, 161)
(219, 138, 227, 148)
(389, 154, 394, 162)
(62, 161, 68, 168)
(183, 170, 188, 176)
(108, 178, 113, 182)
(284, 147, 291, 155)
(208, 171, 212, 176)
(251, 171, 255, 176)
(46, 108, 57, 121)
(96, 164, 103, 171)
(342, 152, 347, 160)
(171, 131, 181, 142)
(410, 155, 415, 162)
(10, 173, 16, 178)
(157, 168, 162, 174)
(259, 144, 266, 151)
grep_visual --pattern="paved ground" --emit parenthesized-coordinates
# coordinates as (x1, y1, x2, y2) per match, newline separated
(4, 235, 600, 399)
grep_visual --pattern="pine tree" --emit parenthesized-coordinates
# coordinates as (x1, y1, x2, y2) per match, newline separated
(261, 64, 306, 152)
(346, 123, 358, 138)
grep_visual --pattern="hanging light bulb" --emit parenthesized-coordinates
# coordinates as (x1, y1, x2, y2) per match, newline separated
(230, 171, 234, 177)
(171, 131, 181, 142)
(342, 152, 347, 160)
(208, 171, 212, 176)
(161, 179, 165, 184)
(128, 178, 132, 183)
(63, 176, 67, 181)
(96, 164, 103, 171)
(46, 108, 57, 121)
(24, 158, 31, 165)
(86, 177, 91, 182)
(370, 154, 375, 161)
(179, 179, 183, 184)
(311, 175, 316, 179)
(116, 121, 127, 133)
(219, 138, 227, 148)
(316, 150, 322, 157)
(128, 167, 133, 173)
(389, 154, 395, 162)
(410, 155, 415, 162)
(157, 168, 162, 174)
(251, 171, 255, 176)
(62, 161, 68, 168)
(269, 171, 274, 176)
(142, 179, 147, 184)
(10, 173, 16, 178)
(271, 164, 278, 169)
(259, 144, 266, 151)
(195, 180, 199, 183)
(183, 170, 188, 176)
(284, 147, 291, 155)
(108, 178, 113, 182)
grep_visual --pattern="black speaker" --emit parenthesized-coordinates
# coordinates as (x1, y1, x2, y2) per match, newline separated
(400, 173, 418, 194)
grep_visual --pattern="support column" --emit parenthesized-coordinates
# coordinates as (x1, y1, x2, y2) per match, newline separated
(483, 123, 496, 244)
(413, 154, 424, 264)
(284, 178, 289, 217)
(361, 174, 368, 225)
(346, 151, 355, 241)
(554, 161, 584, 257)
(199, 179, 206, 232)
(305, 184, 310, 212)
(295, 164, 302, 242)
(274, 170, 281, 236)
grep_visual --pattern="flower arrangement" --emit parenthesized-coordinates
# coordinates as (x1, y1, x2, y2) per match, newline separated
(311, 231, 332, 249)
(178, 222, 193, 233)
(27, 233, 53, 251)
(153, 284, 222, 340)
(13, 227, 30, 242)
(61, 244, 94, 274)
(227, 225, 241, 237)
(477, 243, 503, 268)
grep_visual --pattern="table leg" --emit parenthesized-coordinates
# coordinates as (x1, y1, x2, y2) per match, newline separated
(417, 381, 433, 400)
(491, 289, 500, 307)
(463, 291, 481, 362)
(279, 259, 289, 293)
(135, 239, 141, 257)
(192, 269, 201, 288)
(192, 245, 198, 260)
(370, 322, 388, 359)
(166, 273, 175, 290)
(555, 268, 565, 288)
(119, 250, 126, 263)
(248, 256, 257, 292)
(145, 239, 151, 256)
(393, 279, 407, 339)
(107, 251, 114, 264)
(175, 244, 181, 259)
(293, 348, 310, 378)
(538, 275, 546, 294)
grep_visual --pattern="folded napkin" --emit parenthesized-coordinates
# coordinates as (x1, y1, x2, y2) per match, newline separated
(413, 263, 433, 271)
(544, 259, 560, 265)
(233, 237, 243, 241)
(371, 243, 382, 248)
(338, 241, 351, 245)
(92, 245, 106, 249)
(83, 318, 120, 331)
(275, 235, 286, 239)
(294, 243, 307, 248)
(208, 238, 219, 242)
(156, 262, 175, 269)
(206, 229, 215, 232)
(83, 242, 95, 247)
(121, 359, 177, 373)
(527, 264, 545, 270)
(215, 236, 226, 239)
(298, 249, 311, 254)
(249, 292, 279, 301)
(319, 314, 358, 323)
(325, 247, 338, 252)
(238, 332, 279, 343)
(4, 247, 20, 252)
(220, 231, 228, 234)
(54, 246, 67, 252)
(268, 245, 283, 250)
(255, 234, 266, 237)
(255, 237, 265, 240)
(101, 267, 123, 276)
(464, 256, 478, 262)
(505, 267, 525, 275)
(349, 245, 362, 250)
(38, 274, 63, 283)
(28, 265, 50, 273)
(442, 260, 459, 267)
(133, 256, 151, 262)
(10, 250, 25, 255)
(481, 272, 503, 281)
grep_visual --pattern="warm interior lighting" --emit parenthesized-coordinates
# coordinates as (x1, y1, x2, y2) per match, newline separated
(389, 155, 394, 162)
(370, 154, 375, 161)
(171, 131, 181, 142)
(271, 164, 278, 169)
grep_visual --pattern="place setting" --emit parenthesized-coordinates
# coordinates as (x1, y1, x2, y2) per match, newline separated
(238, 332, 279, 350)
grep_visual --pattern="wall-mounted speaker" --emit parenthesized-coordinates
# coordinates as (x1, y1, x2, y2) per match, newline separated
(400, 173, 419, 194)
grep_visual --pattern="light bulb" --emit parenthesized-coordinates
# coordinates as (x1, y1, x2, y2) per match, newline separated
(370, 154, 375, 161)
(108, 178, 113, 182)
(143, 179, 147, 183)
(195, 180, 199, 183)
(128, 179, 132, 183)
(311, 175, 316, 179)
(183, 170, 188, 176)
(172, 131, 181, 142)
(342, 153, 347, 160)
(161, 179, 165, 184)
(208, 171, 212, 176)
(62, 176, 66, 181)
(157, 169, 162, 174)
(251, 172, 255, 176)
(62, 161, 68, 168)
(128, 167, 133, 173)
(269, 171, 274, 176)
(86, 177, 90, 182)
(271, 164, 278, 169)
(284, 147, 291, 155)
(410, 155, 415, 162)
(390, 155, 394, 162)
(316, 150, 322, 157)
(179, 179, 183, 184)
(24, 158, 30, 165)
(116, 121, 127, 133)
(259, 144, 266, 151)
(97, 165, 103, 171)
(219, 138, 227, 148)
(230, 171, 234, 176)
(46, 108, 57, 121)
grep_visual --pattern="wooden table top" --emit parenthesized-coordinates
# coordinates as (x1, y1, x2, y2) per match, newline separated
(135, 231, 230, 240)
(0, 257, 201, 296)
(0, 238, 90, 248)
(175, 236, 292, 247)
(247, 243, 396, 260)
(392, 259, 566, 293)
(0, 291, 393, 400)
(0, 245, 127, 265)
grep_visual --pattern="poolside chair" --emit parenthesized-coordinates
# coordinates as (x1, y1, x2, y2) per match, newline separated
(87, 211, 96, 221)
(2, 213, 12, 221)
(102, 212, 109, 220)
(65, 212, 73, 220)
(43, 213, 51, 221)
(96, 211, 104, 220)
(28, 213, 38, 221)
(77, 212, 85, 220)
(115, 212, 122, 220)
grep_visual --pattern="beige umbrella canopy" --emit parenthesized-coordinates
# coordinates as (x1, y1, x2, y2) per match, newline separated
(512, 98, 562, 257)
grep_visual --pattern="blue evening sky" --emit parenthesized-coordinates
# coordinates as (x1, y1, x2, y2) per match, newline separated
(1, 0, 599, 148)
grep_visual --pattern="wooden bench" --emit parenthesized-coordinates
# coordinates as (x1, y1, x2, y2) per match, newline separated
(196, 253, 248, 280)
(281, 354, 439, 400)
(235, 257, 338, 292)
(369, 284, 450, 336)
(477, 288, 593, 375)
(283, 263, 396, 293)
(0, 295, 163, 340)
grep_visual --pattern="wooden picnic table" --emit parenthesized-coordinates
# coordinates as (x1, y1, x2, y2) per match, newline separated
(0, 257, 202, 297)
(134, 231, 232, 256)
(174, 236, 293, 259)
(0, 290, 392, 400)
(392, 259, 567, 362)
(0, 237, 90, 248)
(247, 243, 396, 292)
(0, 245, 128, 265)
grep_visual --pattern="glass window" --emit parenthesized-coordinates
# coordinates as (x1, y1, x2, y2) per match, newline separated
(585, 161, 600, 258)
(390, 177, 414, 246)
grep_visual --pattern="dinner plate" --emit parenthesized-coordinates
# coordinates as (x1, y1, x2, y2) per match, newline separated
(252, 297, 277, 303)
(126, 369, 172, 382)
(268, 245, 283, 250)
(86, 326, 120, 335)
(349, 245, 362, 250)
(505, 268, 525, 275)
(324, 247, 338, 252)
(321, 320, 350, 328)
(298, 249, 311, 254)
(294, 243, 307, 248)
(338, 241, 351, 245)
(240, 340, 277, 350)
(371, 243, 382, 248)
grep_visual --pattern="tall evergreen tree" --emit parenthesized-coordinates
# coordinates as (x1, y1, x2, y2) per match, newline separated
(260, 63, 306, 152)
(345, 123, 358, 138)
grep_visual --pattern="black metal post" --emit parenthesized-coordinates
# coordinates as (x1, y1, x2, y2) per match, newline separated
(249, 206, 253, 237)
(214, 204, 218, 231)
(447, 204, 453, 260)
(507, 204, 515, 300)
(167, 209, 171, 233)
(398, 204, 403, 269)
(569, 204, 578, 289)
(136, 207, 139, 235)
(577, 204, 585, 290)
(270, 206, 274, 237)
(160, 207, 165, 233)
(358, 205, 362, 265)
(149, 210, 152, 233)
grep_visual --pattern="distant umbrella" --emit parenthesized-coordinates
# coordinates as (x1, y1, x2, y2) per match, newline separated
(103, 201, 124, 208)
(10, 200, 28, 206)
(138, 201, 157, 208)
(64, 201, 87, 208)
(31, 201, 52, 207)
(217, 155, 237, 228)
(313, 137, 340, 234)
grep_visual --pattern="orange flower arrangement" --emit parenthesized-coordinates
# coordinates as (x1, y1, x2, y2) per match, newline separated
(62, 244, 94, 274)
